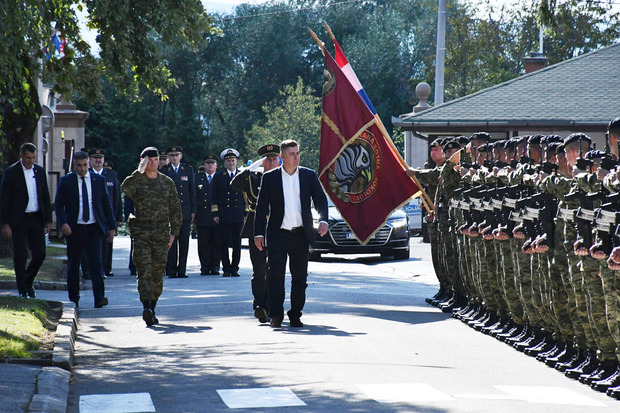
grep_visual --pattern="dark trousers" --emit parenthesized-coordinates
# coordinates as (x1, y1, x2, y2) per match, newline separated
(166, 218, 191, 276)
(102, 238, 113, 274)
(218, 222, 242, 274)
(250, 239, 268, 309)
(267, 229, 309, 319)
(197, 225, 219, 273)
(11, 212, 46, 295)
(67, 223, 105, 305)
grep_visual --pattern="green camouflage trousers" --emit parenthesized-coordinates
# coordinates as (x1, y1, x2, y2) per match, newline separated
(131, 225, 170, 303)
(499, 239, 525, 324)
(600, 266, 620, 361)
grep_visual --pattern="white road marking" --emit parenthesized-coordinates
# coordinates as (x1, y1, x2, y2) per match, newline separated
(79, 392, 156, 413)
(357, 383, 454, 403)
(495, 385, 607, 407)
(216, 387, 306, 409)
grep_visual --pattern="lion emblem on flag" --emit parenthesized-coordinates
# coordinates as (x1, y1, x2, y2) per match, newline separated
(327, 130, 381, 203)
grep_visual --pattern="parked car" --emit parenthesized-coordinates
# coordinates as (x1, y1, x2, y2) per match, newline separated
(310, 198, 410, 260)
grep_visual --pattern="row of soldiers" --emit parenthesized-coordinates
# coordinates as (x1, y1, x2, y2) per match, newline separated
(409, 118, 620, 400)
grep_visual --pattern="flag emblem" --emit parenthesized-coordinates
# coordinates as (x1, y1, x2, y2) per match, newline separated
(326, 130, 381, 204)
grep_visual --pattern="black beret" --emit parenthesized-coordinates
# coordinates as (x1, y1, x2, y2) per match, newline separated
(504, 139, 517, 149)
(527, 134, 544, 145)
(564, 133, 592, 147)
(584, 150, 606, 160)
(430, 138, 442, 148)
(88, 148, 106, 157)
(202, 154, 218, 162)
(493, 140, 505, 149)
(140, 146, 159, 158)
(258, 144, 280, 157)
(546, 142, 563, 154)
(477, 143, 491, 153)
(443, 140, 461, 151)
(541, 134, 563, 144)
(470, 132, 492, 142)
(166, 146, 183, 155)
(457, 135, 470, 146)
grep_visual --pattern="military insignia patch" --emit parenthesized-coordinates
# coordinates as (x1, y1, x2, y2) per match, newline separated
(326, 129, 381, 204)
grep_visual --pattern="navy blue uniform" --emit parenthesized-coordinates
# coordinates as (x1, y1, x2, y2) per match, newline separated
(162, 163, 197, 277)
(212, 169, 246, 276)
(195, 172, 220, 274)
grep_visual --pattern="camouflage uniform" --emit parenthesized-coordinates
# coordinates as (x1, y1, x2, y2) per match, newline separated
(122, 170, 183, 305)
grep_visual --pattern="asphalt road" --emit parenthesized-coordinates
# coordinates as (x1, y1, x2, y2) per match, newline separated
(60, 236, 617, 412)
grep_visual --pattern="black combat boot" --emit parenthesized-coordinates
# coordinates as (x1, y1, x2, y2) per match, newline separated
(142, 300, 155, 327)
(579, 359, 616, 385)
(590, 363, 620, 391)
(564, 349, 597, 377)
(151, 300, 159, 325)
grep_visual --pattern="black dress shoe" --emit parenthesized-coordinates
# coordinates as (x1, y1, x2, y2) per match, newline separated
(254, 307, 269, 323)
(18, 292, 28, 299)
(27, 286, 36, 298)
(231, 272, 240, 277)
(210, 270, 220, 275)
(167, 274, 177, 278)
(130, 271, 137, 276)
(106, 272, 115, 277)
(222, 272, 231, 277)
(289, 318, 304, 328)
(177, 274, 188, 278)
(95, 298, 109, 308)
(270, 316, 283, 327)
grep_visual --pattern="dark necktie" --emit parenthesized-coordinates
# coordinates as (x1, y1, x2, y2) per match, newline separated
(81, 176, 90, 222)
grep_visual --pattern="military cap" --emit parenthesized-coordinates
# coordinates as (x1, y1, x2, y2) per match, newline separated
(563, 133, 592, 147)
(546, 142, 562, 154)
(220, 148, 240, 160)
(584, 150, 606, 161)
(457, 135, 470, 146)
(443, 140, 461, 152)
(430, 138, 442, 148)
(104, 160, 113, 169)
(88, 148, 106, 157)
(166, 146, 183, 155)
(203, 154, 218, 163)
(258, 144, 280, 157)
(527, 134, 544, 145)
(470, 132, 492, 142)
(140, 146, 159, 158)
(542, 134, 563, 144)
(159, 150, 168, 159)
(198, 166, 206, 173)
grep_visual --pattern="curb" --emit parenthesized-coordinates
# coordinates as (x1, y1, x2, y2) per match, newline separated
(29, 301, 78, 413)
(0, 279, 91, 291)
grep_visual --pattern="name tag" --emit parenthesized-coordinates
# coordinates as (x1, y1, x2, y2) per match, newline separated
(181, 176, 188, 181)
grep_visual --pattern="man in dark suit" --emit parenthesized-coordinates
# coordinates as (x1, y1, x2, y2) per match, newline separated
(212, 148, 246, 277)
(231, 144, 280, 323)
(161, 145, 196, 278)
(0, 143, 53, 298)
(55, 151, 117, 308)
(254, 140, 328, 328)
(89, 148, 122, 277)
(195, 154, 220, 275)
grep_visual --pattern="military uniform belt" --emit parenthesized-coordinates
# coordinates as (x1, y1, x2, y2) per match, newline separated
(557, 208, 576, 221)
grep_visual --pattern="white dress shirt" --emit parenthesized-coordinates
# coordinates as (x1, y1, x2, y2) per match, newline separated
(280, 167, 303, 230)
(21, 161, 39, 213)
(77, 172, 96, 225)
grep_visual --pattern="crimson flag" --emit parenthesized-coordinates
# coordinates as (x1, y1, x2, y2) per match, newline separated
(319, 48, 421, 245)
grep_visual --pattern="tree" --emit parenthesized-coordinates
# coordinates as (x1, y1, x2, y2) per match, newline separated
(0, 0, 214, 164)
(245, 78, 320, 170)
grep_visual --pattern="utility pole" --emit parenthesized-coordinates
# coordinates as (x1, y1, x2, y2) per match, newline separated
(434, 0, 446, 106)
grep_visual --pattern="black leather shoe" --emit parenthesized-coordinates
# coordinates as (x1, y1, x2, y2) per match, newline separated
(270, 316, 283, 328)
(143, 308, 155, 327)
(210, 270, 220, 275)
(106, 272, 114, 277)
(27, 286, 36, 298)
(592, 368, 620, 392)
(231, 272, 240, 277)
(222, 272, 231, 277)
(167, 274, 177, 278)
(254, 307, 269, 323)
(289, 318, 304, 328)
(95, 298, 109, 308)
(18, 292, 28, 298)
(177, 274, 188, 278)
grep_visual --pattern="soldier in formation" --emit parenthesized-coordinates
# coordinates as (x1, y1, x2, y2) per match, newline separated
(409, 118, 620, 400)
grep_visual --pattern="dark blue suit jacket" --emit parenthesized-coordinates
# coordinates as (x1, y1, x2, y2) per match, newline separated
(212, 169, 246, 224)
(254, 166, 328, 247)
(195, 173, 217, 227)
(0, 161, 53, 228)
(54, 172, 117, 235)
(161, 163, 197, 220)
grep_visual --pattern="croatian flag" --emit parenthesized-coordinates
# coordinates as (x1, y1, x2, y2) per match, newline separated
(331, 38, 377, 116)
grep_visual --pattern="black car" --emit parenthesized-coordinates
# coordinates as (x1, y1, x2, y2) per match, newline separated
(310, 198, 410, 260)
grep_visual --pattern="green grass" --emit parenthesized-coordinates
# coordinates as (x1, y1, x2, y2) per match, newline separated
(0, 296, 59, 359)
(0, 244, 67, 282)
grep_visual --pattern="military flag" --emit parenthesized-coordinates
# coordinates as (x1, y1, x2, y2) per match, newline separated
(315, 32, 421, 245)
